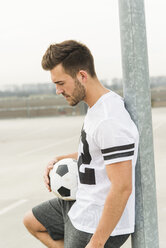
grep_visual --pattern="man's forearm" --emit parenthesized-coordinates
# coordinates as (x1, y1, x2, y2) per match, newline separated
(89, 187, 131, 248)
(56, 152, 78, 161)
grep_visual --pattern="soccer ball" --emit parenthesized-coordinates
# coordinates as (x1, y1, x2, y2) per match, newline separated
(49, 158, 78, 200)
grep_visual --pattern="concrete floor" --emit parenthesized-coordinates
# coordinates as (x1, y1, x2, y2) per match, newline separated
(0, 108, 165, 247)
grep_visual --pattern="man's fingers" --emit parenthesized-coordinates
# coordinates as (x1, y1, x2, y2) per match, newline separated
(46, 182, 51, 192)
(47, 158, 58, 167)
(45, 165, 53, 180)
(44, 158, 58, 191)
(48, 165, 54, 170)
(45, 165, 53, 175)
(44, 176, 51, 191)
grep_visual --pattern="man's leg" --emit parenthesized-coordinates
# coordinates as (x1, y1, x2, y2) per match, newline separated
(23, 210, 64, 248)
(23, 199, 67, 248)
(64, 215, 130, 248)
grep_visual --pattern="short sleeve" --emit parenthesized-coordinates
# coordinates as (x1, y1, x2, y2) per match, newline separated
(94, 118, 136, 165)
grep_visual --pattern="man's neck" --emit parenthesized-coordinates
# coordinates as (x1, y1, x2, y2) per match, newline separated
(84, 78, 110, 108)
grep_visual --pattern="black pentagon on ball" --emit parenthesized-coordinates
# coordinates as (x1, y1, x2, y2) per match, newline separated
(56, 164, 69, 177)
(58, 186, 71, 197)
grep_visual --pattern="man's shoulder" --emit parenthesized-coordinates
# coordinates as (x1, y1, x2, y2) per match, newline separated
(84, 91, 130, 134)
(88, 91, 124, 117)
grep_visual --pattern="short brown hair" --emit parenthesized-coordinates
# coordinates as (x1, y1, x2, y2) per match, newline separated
(41, 40, 96, 78)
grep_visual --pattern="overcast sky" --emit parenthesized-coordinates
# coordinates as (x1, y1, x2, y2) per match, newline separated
(0, 0, 166, 86)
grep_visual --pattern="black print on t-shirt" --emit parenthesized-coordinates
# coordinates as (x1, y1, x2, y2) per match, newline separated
(78, 130, 96, 185)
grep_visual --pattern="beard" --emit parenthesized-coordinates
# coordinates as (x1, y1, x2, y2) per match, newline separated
(63, 78, 86, 106)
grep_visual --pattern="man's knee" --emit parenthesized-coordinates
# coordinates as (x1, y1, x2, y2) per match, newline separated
(23, 210, 46, 235)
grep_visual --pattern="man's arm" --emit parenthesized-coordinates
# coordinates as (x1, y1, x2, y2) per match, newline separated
(86, 160, 132, 248)
(55, 152, 78, 161)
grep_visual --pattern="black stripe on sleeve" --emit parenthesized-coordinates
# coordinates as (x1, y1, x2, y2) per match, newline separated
(101, 143, 135, 154)
(103, 151, 134, 161)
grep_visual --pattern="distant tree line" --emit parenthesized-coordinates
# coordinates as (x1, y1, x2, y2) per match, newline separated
(0, 76, 166, 98)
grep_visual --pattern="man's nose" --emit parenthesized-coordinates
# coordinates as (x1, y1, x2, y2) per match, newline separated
(56, 86, 63, 95)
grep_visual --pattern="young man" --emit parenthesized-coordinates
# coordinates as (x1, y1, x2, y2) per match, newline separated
(23, 40, 139, 248)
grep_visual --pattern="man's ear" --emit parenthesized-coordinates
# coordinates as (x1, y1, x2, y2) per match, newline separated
(77, 70, 88, 83)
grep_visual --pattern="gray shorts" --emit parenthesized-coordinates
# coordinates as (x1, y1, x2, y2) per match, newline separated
(32, 198, 130, 248)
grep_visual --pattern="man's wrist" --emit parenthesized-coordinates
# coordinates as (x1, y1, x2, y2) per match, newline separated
(90, 234, 105, 248)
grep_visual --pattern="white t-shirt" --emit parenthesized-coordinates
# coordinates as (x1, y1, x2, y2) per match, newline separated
(68, 91, 139, 236)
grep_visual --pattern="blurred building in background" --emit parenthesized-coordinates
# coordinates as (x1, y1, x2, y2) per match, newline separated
(0, 76, 166, 119)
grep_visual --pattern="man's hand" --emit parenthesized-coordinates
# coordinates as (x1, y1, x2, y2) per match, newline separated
(44, 158, 58, 191)
(85, 241, 103, 248)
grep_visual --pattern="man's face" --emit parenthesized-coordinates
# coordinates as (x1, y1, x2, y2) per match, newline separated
(50, 64, 86, 106)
